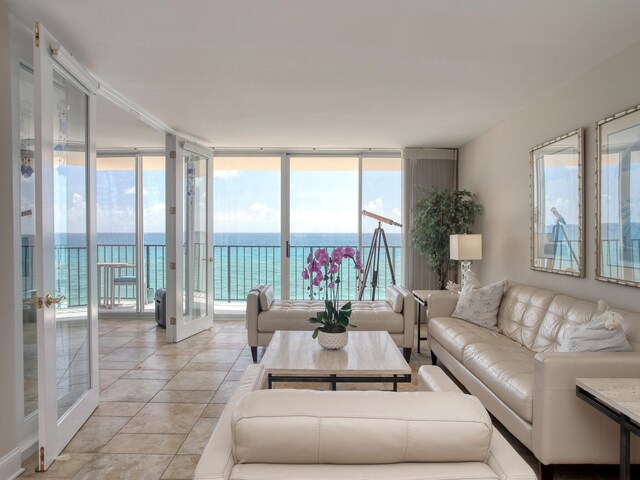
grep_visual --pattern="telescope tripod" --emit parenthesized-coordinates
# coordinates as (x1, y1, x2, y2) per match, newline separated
(357, 222, 396, 301)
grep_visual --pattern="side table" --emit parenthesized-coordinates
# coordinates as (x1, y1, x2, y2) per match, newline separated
(412, 290, 443, 354)
(576, 378, 640, 480)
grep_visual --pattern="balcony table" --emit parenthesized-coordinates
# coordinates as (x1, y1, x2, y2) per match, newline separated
(97, 262, 135, 309)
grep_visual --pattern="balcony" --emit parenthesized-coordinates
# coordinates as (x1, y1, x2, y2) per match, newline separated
(21, 243, 402, 315)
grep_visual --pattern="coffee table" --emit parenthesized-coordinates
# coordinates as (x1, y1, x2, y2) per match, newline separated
(261, 330, 411, 391)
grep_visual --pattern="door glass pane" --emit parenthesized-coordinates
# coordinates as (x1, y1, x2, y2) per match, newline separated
(183, 154, 208, 320)
(213, 156, 281, 309)
(96, 156, 137, 312)
(19, 64, 38, 418)
(143, 155, 166, 311)
(289, 157, 358, 300)
(361, 157, 402, 299)
(52, 70, 90, 419)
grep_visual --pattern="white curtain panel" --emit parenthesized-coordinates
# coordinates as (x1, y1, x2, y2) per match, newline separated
(401, 148, 458, 291)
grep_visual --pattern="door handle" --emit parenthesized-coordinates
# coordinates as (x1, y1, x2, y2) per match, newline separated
(45, 294, 66, 308)
(286, 241, 290, 258)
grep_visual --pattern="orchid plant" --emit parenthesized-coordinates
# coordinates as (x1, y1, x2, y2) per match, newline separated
(302, 246, 364, 338)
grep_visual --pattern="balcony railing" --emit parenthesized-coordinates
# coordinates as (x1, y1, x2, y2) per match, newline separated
(22, 243, 402, 307)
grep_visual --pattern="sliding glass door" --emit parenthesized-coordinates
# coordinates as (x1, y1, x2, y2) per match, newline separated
(288, 156, 359, 299)
(213, 156, 281, 312)
(95, 153, 166, 314)
(208, 152, 402, 306)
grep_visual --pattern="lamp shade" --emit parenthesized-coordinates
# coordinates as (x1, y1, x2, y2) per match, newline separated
(450, 234, 482, 261)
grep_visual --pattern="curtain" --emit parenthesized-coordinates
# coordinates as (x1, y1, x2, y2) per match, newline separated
(402, 148, 458, 291)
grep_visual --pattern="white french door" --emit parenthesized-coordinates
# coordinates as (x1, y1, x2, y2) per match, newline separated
(33, 23, 99, 471)
(166, 136, 214, 342)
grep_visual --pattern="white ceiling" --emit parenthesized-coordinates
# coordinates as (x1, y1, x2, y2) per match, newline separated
(96, 95, 164, 149)
(8, 0, 640, 149)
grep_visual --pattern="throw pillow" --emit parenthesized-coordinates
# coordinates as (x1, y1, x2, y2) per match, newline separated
(452, 275, 506, 330)
(558, 301, 632, 353)
(259, 284, 275, 311)
(385, 285, 404, 313)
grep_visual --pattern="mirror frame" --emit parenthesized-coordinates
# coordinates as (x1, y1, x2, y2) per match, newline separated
(595, 104, 640, 287)
(530, 128, 584, 277)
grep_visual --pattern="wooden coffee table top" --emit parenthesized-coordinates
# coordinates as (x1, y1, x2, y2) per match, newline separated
(260, 330, 411, 376)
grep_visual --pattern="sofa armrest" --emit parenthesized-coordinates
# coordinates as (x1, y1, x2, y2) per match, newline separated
(395, 285, 415, 348)
(427, 291, 459, 320)
(246, 289, 260, 347)
(532, 352, 640, 465)
(194, 365, 265, 480)
(487, 429, 537, 480)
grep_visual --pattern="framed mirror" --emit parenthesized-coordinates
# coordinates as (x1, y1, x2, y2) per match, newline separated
(596, 104, 640, 287)
(530, 128, 584, 276)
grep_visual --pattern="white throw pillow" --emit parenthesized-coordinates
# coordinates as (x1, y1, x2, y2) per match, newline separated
(558, 301, 632, 353)
(259, 284, 275, 311)
(385, 285, 404, 313)
(452, 275, 506, 330)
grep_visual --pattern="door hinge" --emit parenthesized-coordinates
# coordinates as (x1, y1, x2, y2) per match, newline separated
(38, 446, 44, 472)
(169, 262, 176, 270)
(170, 150, 176, 159)
(170, 317, 176, 326)
(169, 207, 176, 215)
(34, 22, 40, 48)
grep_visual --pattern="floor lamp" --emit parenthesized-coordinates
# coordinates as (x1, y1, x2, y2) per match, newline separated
(450, 234, 482, 287)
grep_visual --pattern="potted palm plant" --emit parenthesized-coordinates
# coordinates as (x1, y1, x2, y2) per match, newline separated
(302, 246, 363, 349)
(411, 188, 484, 290)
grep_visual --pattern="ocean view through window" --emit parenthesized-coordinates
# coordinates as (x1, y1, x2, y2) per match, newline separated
(31, 153, 403, 312)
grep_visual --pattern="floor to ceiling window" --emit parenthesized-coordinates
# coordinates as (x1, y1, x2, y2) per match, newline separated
(289, 156, 359, 300)
(211, 152, 402, 307)
(96, 152, 166, 314)
(361, 156, 403, 300)
(213, 156, 281, 311)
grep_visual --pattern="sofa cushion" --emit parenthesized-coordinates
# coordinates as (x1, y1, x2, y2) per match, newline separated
(497, 283, 555, 350)
(452, 277, 506, 330)
(463, 342, 536, 423)
(258, 300, 404, 333)
(558, 302, 632, 353)
(230, 463, 500, 480)
(232, 390, 493, 464)
(429, 317, 508, 363)
(259, 284, 275, 311)
(385, 285, 404, 313)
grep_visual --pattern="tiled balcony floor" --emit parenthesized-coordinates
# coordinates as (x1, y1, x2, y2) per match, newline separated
(19, 319, 635, 479)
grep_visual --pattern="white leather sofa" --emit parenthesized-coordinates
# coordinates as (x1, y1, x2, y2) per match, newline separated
(194, 364, 537, 480)
(246, 284, 415, 362)
(426, 282, 640, 479)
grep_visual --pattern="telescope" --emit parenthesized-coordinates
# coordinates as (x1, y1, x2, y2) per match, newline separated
(358, 210, 401, 301)
(361, 210, 402, 227)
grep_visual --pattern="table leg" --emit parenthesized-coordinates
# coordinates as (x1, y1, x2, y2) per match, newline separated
(621, 423, 630, 480)
(331, 374, 336, 391)
(393, 374, 398, 392)
(417, 300, 422, 353)
(268, 374, 273, 390)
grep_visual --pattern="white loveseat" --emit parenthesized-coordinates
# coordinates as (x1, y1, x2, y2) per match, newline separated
(194, 364, 537, 480)
(246, 284, 415, 362)
(426, 282, 640, 479)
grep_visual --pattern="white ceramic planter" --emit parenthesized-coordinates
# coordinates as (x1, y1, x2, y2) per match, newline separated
(317, 330, 348, 350)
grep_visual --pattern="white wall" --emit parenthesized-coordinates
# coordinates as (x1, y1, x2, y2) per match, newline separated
(0, 0, 20, 477)
(459, 39, 640, 313)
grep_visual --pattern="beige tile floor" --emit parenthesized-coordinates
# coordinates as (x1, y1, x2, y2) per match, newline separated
(20, 318, 635, 480)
